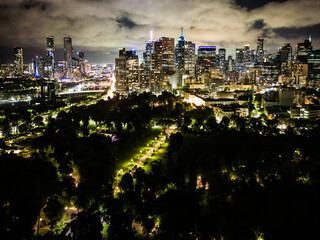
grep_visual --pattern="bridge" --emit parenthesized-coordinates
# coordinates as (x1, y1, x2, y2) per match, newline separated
(57, 90, 105, 96)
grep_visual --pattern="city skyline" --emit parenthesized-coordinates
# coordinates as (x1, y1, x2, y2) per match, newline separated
(0, 0, 319, 63)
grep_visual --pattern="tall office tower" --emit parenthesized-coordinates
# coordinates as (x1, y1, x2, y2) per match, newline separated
(244, 44, 250, 62)
(250, 50, 257, 63)
(77, 52, 85, 76)
(297, 38, 313, 63)
(14, 47, 23, 75)
(307, 49, 320, 87)
(35, 55, 45, 78)
(115, 48, 140, 94)
(218, 48, 226, 62)
(175, 28, 196, 86)
(45, 36, 55, 79)
(144, 30, 154, 90)
(29, 61, 35, 75)
(227, 55, 234, 72)
(151, 36, 175, 93)
(235, 48, 244, 72)
(196, 46, 216, 80)
(257, 37, 264, 64)
(279, 43, 292, 62)
(218, 48, 226, 74)
(64, 37, 74, 78)
(139, 62, 147, 90)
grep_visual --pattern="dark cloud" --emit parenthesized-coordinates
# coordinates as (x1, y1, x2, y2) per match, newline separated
(234, 0, 288, 10)
(116, 14, 138, 29)
(249, 19, 266, 31)
(264, 23, 320, 39)
(20, 0, 50, 11)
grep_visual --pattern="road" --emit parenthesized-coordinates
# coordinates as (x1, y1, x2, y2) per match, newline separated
(113, 129, 173, 194)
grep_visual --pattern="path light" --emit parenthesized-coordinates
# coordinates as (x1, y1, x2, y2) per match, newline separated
(140, 150, 142, 153)
(64, 207, 68, 210)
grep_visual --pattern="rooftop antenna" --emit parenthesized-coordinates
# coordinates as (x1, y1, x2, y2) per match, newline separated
(149, 24, 153, 41)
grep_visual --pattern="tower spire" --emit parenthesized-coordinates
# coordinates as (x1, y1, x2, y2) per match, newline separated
(150, 30, 153, 41)
(181, 27, 184, 37)
(309, 34, 312, 43)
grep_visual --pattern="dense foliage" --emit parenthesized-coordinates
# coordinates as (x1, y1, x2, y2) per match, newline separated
(1, 91, 320, 239)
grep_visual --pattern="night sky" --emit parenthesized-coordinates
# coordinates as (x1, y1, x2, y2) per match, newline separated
(0, 0, 319, 64)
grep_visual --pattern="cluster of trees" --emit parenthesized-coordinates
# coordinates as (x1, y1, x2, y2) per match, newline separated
(1, 91, 320, 239)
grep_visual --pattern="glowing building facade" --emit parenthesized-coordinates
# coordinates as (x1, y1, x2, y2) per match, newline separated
(64, 37, 74, 78)
(14, 47, 23, 75)
(45, 36, 55, 79)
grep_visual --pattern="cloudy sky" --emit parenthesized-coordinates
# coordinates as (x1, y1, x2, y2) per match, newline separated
(0, 0, 319, 63)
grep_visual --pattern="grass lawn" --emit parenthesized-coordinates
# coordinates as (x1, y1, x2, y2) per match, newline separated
(113, 128, 163, 171)
(143, 141, 169, 174)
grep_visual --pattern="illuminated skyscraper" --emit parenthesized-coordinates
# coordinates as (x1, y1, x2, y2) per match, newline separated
(175, 28, 195, 86)
(144, 30, 154, 90)
(244, 44, 250, 62)
(76, 52, 85, 77)
(35, 55, 45, 78)
(228, 55, 234, 72)
(297, 38, 312, 63)
(151, 36, 175, 92)
(14, 47, 23, 75)
(257, 37, 264, 64)
(115, 48, 140, 94)
(279, 43, 292, 62)
(235, 48, 244, 71)
(218, 48, 226, 74)
(45, 36, 55, 79)
(64, 37, 74, 78)
(196, 46, 216, 80)
(307, 49, 320, 87)
(218, 48, 226, 62)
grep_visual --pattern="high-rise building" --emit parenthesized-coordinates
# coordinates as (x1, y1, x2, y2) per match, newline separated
(218, 48, 226, 74)
(257, 37, 264, 64)
(175, 28, 196, 86)
(250, 50, 257, 63)
(64, 37, 74, 78)
(307, 49, 320, 87)
(144, 30, 154, 90)
(115, 48, 140, 94)
(45, 36, 55, 79)
(235, 48, 244, 72)
(77, 52, 85, 76)
(14, 47, 23, 75)
(279, 43, 292, 62)
(297, 38, 312, 63)
(151, 36, 175, 93)
(35, 55, 45, 78)
(244, 44, 250, 62)
(227, 55, 234, 72)
(218, 48, 226, 62)
(196, 46, 216, 80)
